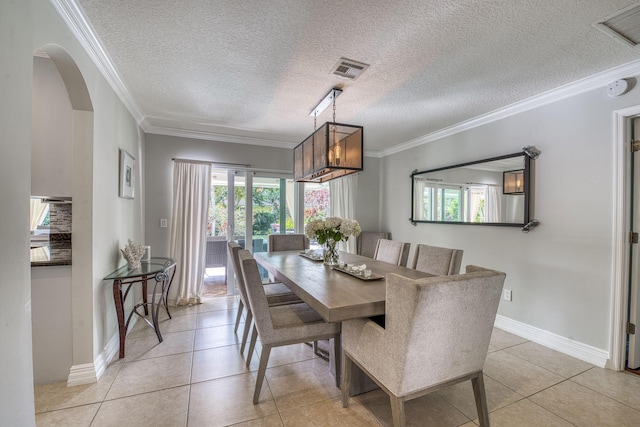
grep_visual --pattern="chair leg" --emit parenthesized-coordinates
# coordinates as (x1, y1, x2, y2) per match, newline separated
(341, 352, 352, 408)
(246, 325, 258, 367)
(233, 300, 244, 333)
(240, 310, 253, 356)
(332, 336, 341, 388)
(253, 344, 272, 404)
(390, 395, 406, 427)
(472, 372, 490, 427)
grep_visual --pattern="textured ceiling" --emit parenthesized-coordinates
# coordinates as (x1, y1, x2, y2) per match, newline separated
(70, 0, 640, 154)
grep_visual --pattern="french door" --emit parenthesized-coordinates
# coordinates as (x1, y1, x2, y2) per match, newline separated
(629, 117, 640, 369)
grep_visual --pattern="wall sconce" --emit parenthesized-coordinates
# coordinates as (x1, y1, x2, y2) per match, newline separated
(293, 88, 363, 182)
(503, 169, 524, 194)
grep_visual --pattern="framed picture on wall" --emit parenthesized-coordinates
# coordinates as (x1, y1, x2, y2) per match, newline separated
(119, 149, 135, 199)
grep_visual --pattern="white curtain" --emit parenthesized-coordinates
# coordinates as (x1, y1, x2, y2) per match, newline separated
(414, 180, 426, 220)
(30, 198, 49, 232)
(486, 186, 502, 223)
(468, 186, 485, 223)
(285, 179, 295, 229)
(169, 160, 212, 306)
(329, 174, 358, 253)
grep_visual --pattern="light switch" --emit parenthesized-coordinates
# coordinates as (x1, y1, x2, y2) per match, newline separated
(160, 218, 167, 228)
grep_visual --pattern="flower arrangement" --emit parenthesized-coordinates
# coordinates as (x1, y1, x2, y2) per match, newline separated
(305, 217, 361, 265)
(304, 217, 361, 244)
(120, 239, 146, 268)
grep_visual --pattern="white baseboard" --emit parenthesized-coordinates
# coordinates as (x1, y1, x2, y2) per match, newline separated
(66, 363, 97, 387)
(495, 315, 609, 368)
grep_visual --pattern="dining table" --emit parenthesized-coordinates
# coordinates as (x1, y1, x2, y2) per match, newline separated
(254, 250, 432, 323)
(254, 249, 433, 395)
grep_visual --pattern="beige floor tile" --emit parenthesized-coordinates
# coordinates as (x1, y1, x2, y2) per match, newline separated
(92, 386, 189, 427)
(436, 375, 522, 419)
(489, 328, 528, 350)
(571, 367, 640, 410)
(505, 341, 593, 378)
(34, 361, 122, 413)
(124, 329, 195, 362)
(196, 309, 238, 329)
(35, 403, 100, 427)
(280, 396, 381, 427)
(227, 413, 284, 426)
(188, 373, 278, 427)
(265, 358, 340, 411)
(192, 344, 257, 383)
(105, 352, 192, 400)
(484, 350, 564, 397)
(357, 388, 471, 427)
(530, 379, 640, 426)
(252, 342, 317, 368)
(194, 322, 243, 351)
(198, 295, 239, 313)
(127, 312, 198, 339)
(487, 399, 573, 427)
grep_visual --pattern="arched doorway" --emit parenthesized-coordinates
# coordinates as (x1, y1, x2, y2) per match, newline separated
(32, 45, 96, 385)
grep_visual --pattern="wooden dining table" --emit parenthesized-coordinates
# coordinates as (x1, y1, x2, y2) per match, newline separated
(254, 250, 432, 322)
(254, 250, 433, 394)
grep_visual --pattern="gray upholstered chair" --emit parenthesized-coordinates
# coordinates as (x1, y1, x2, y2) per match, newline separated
(411, 243, 464, 276)
(238, 249, 341, 404)
(267, 233, 310, 252)
(373, 239, 411, 267)
(228, 242, 301, 356)
(357, 231, 389, 258)
(341, 265, 506, 427)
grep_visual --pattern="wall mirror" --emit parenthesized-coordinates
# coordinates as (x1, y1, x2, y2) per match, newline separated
(410, 150, 537, 227)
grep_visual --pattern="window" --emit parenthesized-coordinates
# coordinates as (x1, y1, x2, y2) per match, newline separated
(303, 182, 330, 225)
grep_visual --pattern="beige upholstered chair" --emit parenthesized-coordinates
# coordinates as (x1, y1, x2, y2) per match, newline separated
(342, 265, 506, 427)
(238, 249, 341, 404)
(411, 243, 464, 276)
(267, 234, 309, 252)
(357, 231, 389, 258)
(373, 239, 411, 267)
(228, 242, 301, 356)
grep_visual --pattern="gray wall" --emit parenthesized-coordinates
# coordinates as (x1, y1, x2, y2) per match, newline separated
(380, 76, 640, 352)
(144, 133, 381, 257)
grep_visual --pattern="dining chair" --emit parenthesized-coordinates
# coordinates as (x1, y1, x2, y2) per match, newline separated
(267, 233, 328, 359)
(238, 249, 341, 404)
(228, 242, 301, 356)
(373, 239, 411, 267)
(411, 243, 464, 276)
(357, 231, 389, 258)
(267, 233, 310, 252)
(341, 265, 506, 427)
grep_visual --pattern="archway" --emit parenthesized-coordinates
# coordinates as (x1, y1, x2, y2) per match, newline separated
(32, 45, 96, 385)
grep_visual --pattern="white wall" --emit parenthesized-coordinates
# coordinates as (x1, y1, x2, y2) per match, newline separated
(32, 56, 73, 197)
(1, 1, 37, 424)
(380, 75, 640, 355)
(143, 134, 381, 257)
(30, 55, 74, 385)
(1, 0, 145, 423)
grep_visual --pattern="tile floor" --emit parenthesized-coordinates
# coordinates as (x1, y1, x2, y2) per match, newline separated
(34, 295, 640, 426)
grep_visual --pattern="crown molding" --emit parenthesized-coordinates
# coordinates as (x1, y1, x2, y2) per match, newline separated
(53, 0, 640, 157)
(51, 0, 145, 123)
(379, 57, 640, 158)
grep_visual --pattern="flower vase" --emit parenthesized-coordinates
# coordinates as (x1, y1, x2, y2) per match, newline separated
(323, 239, 339, 266)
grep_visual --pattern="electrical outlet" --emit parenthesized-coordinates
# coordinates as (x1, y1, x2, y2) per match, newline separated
(503, 289, 512, 301)
(160, 218, 167, 228)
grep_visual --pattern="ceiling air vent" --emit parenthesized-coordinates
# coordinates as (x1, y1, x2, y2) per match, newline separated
(595, 3, 640, 47)
(331, 58, 369, 80)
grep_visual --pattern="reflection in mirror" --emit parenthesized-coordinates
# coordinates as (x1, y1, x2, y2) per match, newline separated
(411, 153, 530, 226)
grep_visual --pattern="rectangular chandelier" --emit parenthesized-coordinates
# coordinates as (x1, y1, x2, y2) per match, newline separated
(293, 122, 363, 182)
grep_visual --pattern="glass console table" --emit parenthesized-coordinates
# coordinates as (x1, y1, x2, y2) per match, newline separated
(104, 257, 177, 358)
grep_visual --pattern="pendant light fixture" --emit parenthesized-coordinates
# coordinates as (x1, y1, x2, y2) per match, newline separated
(293, 88, 363, 182)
